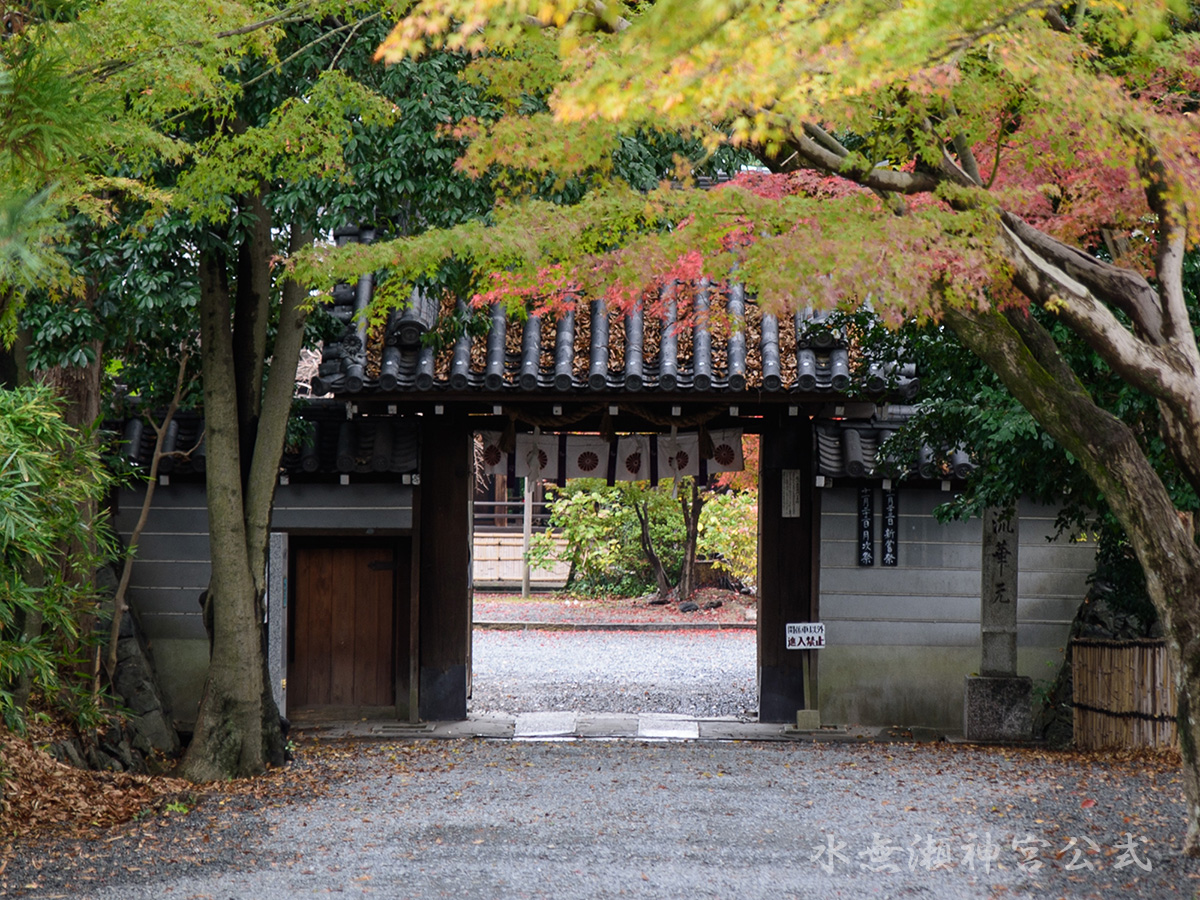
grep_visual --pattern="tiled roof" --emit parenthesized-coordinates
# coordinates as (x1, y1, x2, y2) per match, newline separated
(310, 227, 919, 400)
(118, 405, 419, 479)
(815, 407, 975, 481)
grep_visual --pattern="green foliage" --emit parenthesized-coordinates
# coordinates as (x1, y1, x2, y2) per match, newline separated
(529, 478, 758, 595)
(529, 480, 680, 596)
(0, 385, 114, 733)
(698, 490, 758, 589)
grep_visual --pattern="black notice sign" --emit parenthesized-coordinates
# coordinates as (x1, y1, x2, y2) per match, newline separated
(857, 486, 874, 566)
(881, 489, 898, 567)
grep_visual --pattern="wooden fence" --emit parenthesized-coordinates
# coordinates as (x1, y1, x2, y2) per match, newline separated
(1072, 638, 1177, 750)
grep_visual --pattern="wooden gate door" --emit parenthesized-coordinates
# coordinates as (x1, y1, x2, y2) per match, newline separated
(290, 542, 396, 710)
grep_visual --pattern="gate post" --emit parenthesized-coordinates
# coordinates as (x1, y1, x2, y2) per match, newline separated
(417, 415, 473, 720)
(758, 414, 817, 722)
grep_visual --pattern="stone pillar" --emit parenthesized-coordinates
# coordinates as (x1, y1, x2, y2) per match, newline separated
(980, 507, 1018, 675)
(964, 507, 1032, 740)
(267, 532, 287, 716)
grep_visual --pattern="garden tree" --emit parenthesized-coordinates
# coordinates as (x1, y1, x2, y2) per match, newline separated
(0, 0, 342, 772)
(298, 0, 1200, 851)
(123, 11, 499, 781)
(3, 2, 503, 777)
(884, 259, 1200, 632)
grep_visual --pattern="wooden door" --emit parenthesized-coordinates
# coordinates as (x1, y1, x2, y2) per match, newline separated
(290, 543, 395, 709)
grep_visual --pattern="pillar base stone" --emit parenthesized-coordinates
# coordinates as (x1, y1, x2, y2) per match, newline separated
(963, 674, 1032, 741)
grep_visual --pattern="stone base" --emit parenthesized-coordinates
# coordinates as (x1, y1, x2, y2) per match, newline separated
(794, 709, 821, 731)
(963, 675, 1032, 742)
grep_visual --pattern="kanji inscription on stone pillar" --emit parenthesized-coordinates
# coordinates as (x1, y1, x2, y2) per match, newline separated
(980, 507, 1019, 675)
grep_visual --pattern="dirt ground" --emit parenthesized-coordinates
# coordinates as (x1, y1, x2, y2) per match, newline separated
(473, 588, 756, 626)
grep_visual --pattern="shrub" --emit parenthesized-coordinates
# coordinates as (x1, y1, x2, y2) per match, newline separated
(698, 489, 758, 589)
(0, 385, 114, 732)
(529, 478, 758, 596)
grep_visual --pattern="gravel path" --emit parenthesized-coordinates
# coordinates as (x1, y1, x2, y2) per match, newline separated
(6, 625, 1196, 899)
(5, 739, 1195, 900)
(469, 628, 758, 718)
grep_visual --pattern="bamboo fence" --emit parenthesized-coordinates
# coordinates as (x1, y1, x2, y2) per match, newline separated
(1071, 638, 1177, 750)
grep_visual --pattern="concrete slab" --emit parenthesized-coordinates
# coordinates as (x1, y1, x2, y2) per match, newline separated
(638, 713, 700, 740)
(576, 714, 639, 738)
(700, 720, 787, 741)
(514, 711, 578, 739)
(435, 715, 515, 739)
(296, 715, 889, 744)
(370, 722, 436, 736)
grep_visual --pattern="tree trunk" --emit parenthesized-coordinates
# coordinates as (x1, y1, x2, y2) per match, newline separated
(676, 481, 706, 601)
(945, 305, 1200, 855)
(634, 499, 672, 599)
(179, 212, 309, 781)
(179, 246, 273, 780)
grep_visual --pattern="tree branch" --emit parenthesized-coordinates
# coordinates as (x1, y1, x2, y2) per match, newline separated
(242, 13, 381, 90)
(801, 122, 848, 158)
(920, 117, 981, 189)
(1000, 210, 1200, 496)
(100, 350, 191, 692)
(945, 102, 983, 186)
(1138, 142, 1195, 345)
(215, 3, 313, 39)
(327, 16, 365, 70)
(78, 5, 317, 81)
(1000, 211, 1165, 341)
(997, 217, 1181, 394)
(787, 133, 941, 194)
(797, 124, 909, 214)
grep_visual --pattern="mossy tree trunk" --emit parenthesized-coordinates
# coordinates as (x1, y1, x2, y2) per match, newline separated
(778, 119, 1200, 854)
(179, 202, 309, 781)
(944, 298, 1200, 856)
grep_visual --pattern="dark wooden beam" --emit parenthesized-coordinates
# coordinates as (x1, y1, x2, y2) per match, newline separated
(394, 535, 416, 721)
(417, 415, 473, 720)
(757, 414, 816, 722)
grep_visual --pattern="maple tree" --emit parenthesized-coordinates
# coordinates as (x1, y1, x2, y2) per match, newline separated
(298, 0, 1200, 852)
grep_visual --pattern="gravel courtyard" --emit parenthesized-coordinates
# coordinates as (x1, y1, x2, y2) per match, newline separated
(469, 628, 758, 718)
(4, 624, 1195, 900)
(5, 739, 1194, 900)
